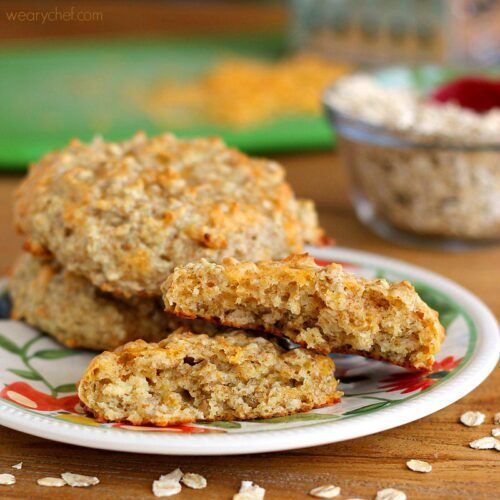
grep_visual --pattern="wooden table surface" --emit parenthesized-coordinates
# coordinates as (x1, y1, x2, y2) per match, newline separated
(0, 153, 499, 500)
(0, 2, 498, 499)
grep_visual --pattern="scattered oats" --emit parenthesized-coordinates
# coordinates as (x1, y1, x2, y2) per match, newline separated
(375, 488, 407, 500)
(181, 472, 207, 489)
(159, 468, 183, 483)
(494, 413, 500, 425)
(233, 480, 266, 500)
(469, 437, 497, 450)
(309, 484, 341, 498)
(406, 459, 432, 473)
(492, 428, 500, 438)
(0, 474, 16, 485)
(37, 477, 66, 487)
(152, 479, 182, 497)
(61, 472, 99, 487)
(460, 411, 485, 427)
(11, 462, 22, 470)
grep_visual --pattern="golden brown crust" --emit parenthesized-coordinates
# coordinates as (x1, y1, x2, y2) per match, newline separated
(162, 254, 444, 370)
(15, 133, 324, 297)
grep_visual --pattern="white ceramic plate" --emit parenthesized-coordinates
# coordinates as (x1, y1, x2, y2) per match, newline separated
(0, 246, 497, 455)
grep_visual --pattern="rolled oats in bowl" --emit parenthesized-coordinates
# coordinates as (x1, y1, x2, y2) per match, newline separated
(324, 69, 500, 248)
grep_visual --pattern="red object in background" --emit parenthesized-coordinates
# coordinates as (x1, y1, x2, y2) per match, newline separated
(429, 77, 500, 113)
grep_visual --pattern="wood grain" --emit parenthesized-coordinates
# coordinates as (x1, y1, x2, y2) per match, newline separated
(0, 152, 498, 500)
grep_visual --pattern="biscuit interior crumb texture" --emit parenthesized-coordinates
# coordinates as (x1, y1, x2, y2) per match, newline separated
(9, 253, 215, 351)
(78, 329, 341, 425)
(162, 255, 444, 370)
(14, 132, 324, 297)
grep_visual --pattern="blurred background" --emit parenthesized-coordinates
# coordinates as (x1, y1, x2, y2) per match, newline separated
(0, 0, 498, 167)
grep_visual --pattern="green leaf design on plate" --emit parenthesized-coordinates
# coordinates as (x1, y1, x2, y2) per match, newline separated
(202, 421, 241, 429)
(0, 334, 21, 355)
(32, 349, 81, 360)
(414, 283, 459, 329)
(8, 368, 42, 381)
(54, 383, 77, 393)
(343, 401, 391, 416)
(252, 413, 339, 424)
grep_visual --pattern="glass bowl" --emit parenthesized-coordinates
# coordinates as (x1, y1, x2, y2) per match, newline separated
(323, 68, 500, 250)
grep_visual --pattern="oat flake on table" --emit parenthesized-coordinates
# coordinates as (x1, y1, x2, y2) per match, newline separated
(494, 413, 500, 425)
(492, 428, 500, 438)
(375, 487, 407, 500)
(61, 472, 99, 487)
(160, 468, 183, 483)
(0, 473, 16, 485)
(152, 479, 182, 497)
(460, 411, 486, 427)
(233, 480, 266, 500)
(181, 472, 207, 489)
(11, 462, 22, 470)
(37, 477, 66, 487)
(406, 459, 432, 473)
(469, 437, 498, 449)
(309, 484, 341, 498)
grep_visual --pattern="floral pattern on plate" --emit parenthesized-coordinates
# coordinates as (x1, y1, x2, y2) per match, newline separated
(0, 248, 476, 435)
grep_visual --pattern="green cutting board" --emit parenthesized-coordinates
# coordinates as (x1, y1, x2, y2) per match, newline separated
(0, 33, 335, 170)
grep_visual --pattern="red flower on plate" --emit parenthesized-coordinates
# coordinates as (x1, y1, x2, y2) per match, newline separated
(379, 356, 462, 395)
(0, 381, 81, 413)
(112, 423, 223, 433)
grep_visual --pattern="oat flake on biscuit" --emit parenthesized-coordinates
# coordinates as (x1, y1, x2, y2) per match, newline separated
(309, 484, 341, 498)
(181, 472, 207, 489)
(14, 133, 323, 297)
(37, 477, 66, 487)
(375, 488, 407, 500)
(0, 474, 16, 485)
(460, 411, 485, 427)
(61, 472, 99, 487)
(406, 459, 432, 473)
(233, 480, 266, 500)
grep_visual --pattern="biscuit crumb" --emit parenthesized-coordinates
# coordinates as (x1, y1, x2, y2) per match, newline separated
(309, 484, 341, 498)
(11, 463, 22, 470)
(0, 474, 16, 485)
(181, 472, 207, 489)
(37, 477, 66, 487)
(460, 411, 485, 427)
(61, 472, 99, 487)
(376, 488, 407, 500)
(233, 480, 265, 500)
(406, 459, 432, 473)
(469, 437, 498, 449)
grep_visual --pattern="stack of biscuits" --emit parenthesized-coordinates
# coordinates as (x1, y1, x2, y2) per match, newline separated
(10, 132, 443, 426)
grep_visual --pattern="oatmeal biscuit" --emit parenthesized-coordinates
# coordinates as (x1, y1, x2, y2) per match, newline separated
(9, 253, 214, 350)
(78, 329, 341, 425)
(162, 254, 444, 370)
(14, 133, 324, 297)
